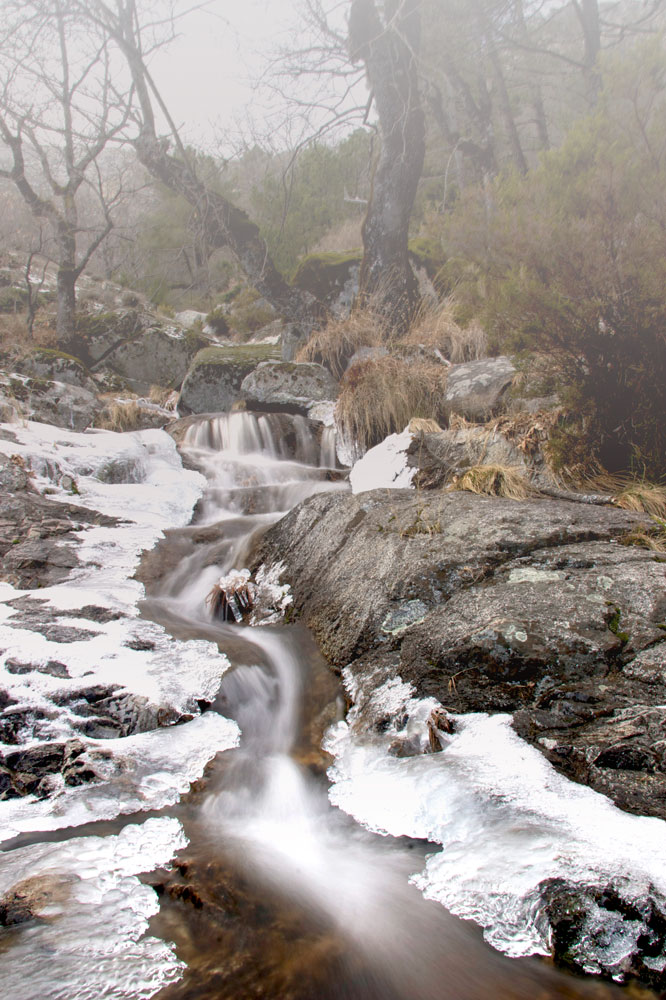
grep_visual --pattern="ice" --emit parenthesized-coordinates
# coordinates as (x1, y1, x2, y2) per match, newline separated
(0, 713, 239, 842)
(0, 421, 239, 839)
(326, 677, 666, 960)
(0, 817, 187, 1000)
(349, 428, 415, 494)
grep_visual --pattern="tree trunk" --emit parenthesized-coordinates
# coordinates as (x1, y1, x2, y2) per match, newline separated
(574, 0, 602, 105)
(56, 264, 77, 350)
(351, 0, 426, 334)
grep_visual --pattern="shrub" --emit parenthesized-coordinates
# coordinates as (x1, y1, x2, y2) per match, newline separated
(297, 306, 383, 378)
(205, 306, 230, 337)
(336, 356, 448, 454)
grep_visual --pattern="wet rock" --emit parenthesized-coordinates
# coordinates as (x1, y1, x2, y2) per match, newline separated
(0, 739, 105, 799)
(443, 356, 516, 421)
(239, 361, 338, 416)
(539, 877, 666, 989)
(5, 658, 70, 678)
(0, 874, 73, 926)
(256, 487, 666, 820)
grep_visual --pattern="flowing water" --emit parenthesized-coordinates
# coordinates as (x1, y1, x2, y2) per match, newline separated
(136, 412, 633, 1000)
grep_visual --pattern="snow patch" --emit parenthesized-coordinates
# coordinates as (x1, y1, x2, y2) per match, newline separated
(349, 429, 415, 494)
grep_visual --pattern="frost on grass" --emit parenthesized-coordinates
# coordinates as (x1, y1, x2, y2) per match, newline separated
(325, 675, 666, 966)
(0, 817, 187, 1000)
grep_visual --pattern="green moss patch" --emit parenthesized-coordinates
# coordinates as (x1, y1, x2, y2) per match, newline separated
(291, 251, 362, 302)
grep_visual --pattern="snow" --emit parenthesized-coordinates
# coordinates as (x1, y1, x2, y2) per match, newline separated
(349, 428, 415, 494)
(0, 817, 187, 1000)
(326, 675, 666, 961)
(0, 421, 240, 840)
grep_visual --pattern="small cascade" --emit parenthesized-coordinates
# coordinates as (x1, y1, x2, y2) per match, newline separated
(183, 411, 332, 468)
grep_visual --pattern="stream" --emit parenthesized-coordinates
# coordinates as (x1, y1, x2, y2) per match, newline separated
(136, 413, 629, 1000)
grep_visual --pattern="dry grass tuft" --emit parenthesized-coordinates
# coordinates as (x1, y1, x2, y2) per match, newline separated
(98, 400, 144, 432)
(404, 297, 488, 363)
(583, 475, 666, 518)
(619, 524, 666, 553)
(452, 464, 533, 500)
(148, 384, 174, 407)
(297, 307, 383, 379)
(336, 356, 448, 454)
(408, 416, 442, 434)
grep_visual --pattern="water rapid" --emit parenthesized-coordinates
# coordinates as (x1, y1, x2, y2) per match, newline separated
(140, 411, 627, 1000)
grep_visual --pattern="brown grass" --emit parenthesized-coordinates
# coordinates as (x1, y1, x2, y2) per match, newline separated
(582, 474, 666, 518)
(335, 356, 448, 453)
(452, 464, 533, 500)
(408, 417, 443, 434)
(404, 297, 487, 363)
(0, 313, 57, 354)
(297, 306, 383, 379)
(97, 400, 145, 432)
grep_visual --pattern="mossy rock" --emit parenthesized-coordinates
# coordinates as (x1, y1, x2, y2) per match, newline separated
(291, 251, 362, 305)
(15, 348, 95, 391)
(179, 344, 281, 416)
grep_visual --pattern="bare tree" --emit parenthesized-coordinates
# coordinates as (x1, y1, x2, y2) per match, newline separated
(0, 0, 133, 350)
(348, 0, 426, 331)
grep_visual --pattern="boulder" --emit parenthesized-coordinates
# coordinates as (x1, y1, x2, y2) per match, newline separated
(280, 323, 309, 362)
(0, 372, 100, 431)
(291, 251, 362, 315)
(15, 349, 96, 392)
(178, 344, 280, 415)
(255, 487, 666, 820)
(99, 326, 209, 393)
(240, 361, 338, 416)
(444, 356, 516, 420)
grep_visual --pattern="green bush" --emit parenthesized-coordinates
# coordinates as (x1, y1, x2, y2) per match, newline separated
(440, 43, 666, 479)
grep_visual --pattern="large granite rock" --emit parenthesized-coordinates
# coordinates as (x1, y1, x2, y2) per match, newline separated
(102, 326, 208, 392)
(14, 349, 96, 392)
(444, 356, 516, 420)
(240, 361, 338, 415)
(178, 344, 280, 415)
(0, 372, 100, 431)
(256, 487, 666, 820)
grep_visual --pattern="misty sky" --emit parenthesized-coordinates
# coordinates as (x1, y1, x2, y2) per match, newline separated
(149, 0, 306, 151)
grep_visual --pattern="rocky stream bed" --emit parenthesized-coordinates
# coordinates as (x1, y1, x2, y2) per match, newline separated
(0, 411, 665, 999)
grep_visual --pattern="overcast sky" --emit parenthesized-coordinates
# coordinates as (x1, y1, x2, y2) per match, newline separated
(148, 1, 311, 152)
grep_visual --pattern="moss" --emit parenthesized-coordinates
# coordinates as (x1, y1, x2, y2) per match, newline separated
(76, 310, 140, 341)
(291, 251, 362, 302)
(28, 348, 89, 372)
(606, 605, 630, 643)
(191, 344, 280, 370)
(407, 238, 447, 279)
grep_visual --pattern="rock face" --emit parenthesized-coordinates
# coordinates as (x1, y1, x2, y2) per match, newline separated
(102, 326, 208, 392)
(256, 487, 666, 820)
(240, 361, 338, 415)
(178, 344, 280, 415)
(444, 356, 516, 420)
